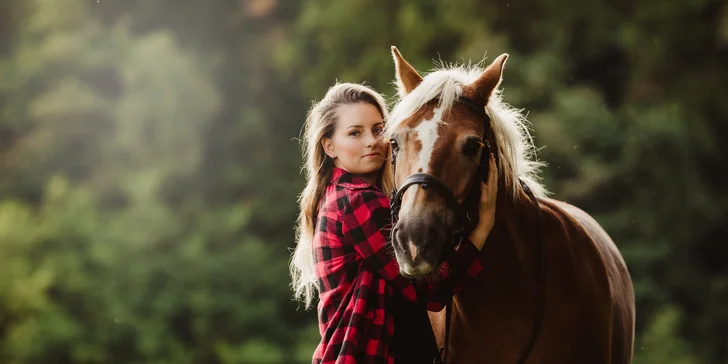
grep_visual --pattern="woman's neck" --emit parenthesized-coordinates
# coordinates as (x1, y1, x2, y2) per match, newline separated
(335, 164, 380, 188)
(357, 171, 379, 187)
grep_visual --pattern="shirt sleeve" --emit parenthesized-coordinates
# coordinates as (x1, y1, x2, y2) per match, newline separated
(340, 189, 484, 311)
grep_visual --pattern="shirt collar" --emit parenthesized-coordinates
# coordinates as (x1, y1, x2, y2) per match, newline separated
(331, 167, 380, 191)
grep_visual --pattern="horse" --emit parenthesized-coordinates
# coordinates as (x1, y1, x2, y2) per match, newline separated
(384, 46, 636, 364)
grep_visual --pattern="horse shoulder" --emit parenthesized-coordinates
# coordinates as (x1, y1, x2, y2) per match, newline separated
(548, 199, 634, 304)
(538, 198, 614, 298)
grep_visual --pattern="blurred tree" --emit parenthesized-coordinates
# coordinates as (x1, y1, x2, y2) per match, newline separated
(632, 305, 702, 364)
(0, 0, 726, 362)
(0, 0, 310, 362)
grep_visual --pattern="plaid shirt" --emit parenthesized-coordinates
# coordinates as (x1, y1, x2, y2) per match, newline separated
(312, 167, 484, 364)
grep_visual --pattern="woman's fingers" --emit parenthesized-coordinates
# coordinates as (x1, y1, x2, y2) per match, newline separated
(481, 154, 498, 204)
(488, 154, 498, 196)
(476, 153, 499, 201)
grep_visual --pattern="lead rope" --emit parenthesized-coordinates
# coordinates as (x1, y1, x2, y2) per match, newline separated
(438, 299, 452, 364)
(515, 180, 546, 364)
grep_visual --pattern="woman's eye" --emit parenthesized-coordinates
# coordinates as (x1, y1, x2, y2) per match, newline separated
(373, 128, 383, 135)
(349, 131, 360, 137)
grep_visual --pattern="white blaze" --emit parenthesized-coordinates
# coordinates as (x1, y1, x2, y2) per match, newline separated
(413, 106, 444, 173)
(395, 107, 443, 277)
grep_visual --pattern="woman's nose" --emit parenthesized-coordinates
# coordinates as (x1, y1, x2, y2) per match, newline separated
(365, 132, 377, 147)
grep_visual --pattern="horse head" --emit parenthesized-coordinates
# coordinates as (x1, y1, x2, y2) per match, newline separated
(386, 46, 508, 276)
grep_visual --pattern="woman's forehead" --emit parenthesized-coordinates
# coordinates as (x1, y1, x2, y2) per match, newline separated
(336, 103, 384, 127)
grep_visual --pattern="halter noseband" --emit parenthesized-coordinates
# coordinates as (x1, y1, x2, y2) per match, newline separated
(389, 96, 491, 262)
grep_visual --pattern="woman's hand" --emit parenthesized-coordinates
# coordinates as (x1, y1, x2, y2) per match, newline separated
(469, 153, 498, 251)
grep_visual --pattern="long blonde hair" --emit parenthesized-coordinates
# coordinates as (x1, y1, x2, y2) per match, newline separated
(291, 82, 394, 309)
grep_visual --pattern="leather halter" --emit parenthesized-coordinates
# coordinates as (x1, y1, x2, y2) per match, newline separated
(387, 97, 546, 364)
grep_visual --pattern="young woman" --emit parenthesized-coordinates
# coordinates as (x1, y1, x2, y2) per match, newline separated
(290, 82, 498, 364)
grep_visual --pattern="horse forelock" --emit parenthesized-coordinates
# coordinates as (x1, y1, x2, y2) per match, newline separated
(386, 64, 549, 200)
(386, 68, 479, 135)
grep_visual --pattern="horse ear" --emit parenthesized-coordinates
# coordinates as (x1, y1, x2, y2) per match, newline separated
(465, 53, 509, 105)
(391, 46, 423, 97)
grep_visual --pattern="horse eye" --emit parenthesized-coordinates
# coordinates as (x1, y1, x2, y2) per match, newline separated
(390, 139, 399, 151)
(462, 140, 481, 157)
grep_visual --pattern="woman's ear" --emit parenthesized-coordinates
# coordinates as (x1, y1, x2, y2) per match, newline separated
(321, 138, 335, 159)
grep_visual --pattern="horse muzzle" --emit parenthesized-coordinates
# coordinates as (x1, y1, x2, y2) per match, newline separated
(391, 219, 452, 276)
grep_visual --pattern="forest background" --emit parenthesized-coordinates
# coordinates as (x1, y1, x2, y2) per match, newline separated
(0, 0, 726, 363)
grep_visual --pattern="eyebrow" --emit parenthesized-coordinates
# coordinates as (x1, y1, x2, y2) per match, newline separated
(346, 122, 385, 130)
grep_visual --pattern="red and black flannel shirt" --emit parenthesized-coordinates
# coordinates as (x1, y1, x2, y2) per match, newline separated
(312, 167, 484, 364)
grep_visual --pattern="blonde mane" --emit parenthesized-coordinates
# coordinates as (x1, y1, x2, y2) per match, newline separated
(385, 64, 548, 200)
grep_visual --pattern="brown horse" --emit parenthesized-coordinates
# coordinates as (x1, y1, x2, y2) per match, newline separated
(385, 46, 636, 363)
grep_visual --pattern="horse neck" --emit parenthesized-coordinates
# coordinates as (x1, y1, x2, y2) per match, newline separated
(486, 178, 542, 281)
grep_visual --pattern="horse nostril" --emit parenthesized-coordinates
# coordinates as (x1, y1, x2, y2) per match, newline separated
(392, 227, 402, 247)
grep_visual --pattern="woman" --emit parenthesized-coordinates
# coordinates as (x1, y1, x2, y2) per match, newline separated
(290, 82, 498, 363)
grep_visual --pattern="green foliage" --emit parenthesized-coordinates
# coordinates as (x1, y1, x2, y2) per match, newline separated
(633, 305, 702, 364)
(0, 0, 726, 362)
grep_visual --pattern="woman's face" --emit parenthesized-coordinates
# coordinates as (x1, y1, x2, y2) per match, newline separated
(323, 102, 387, 182)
